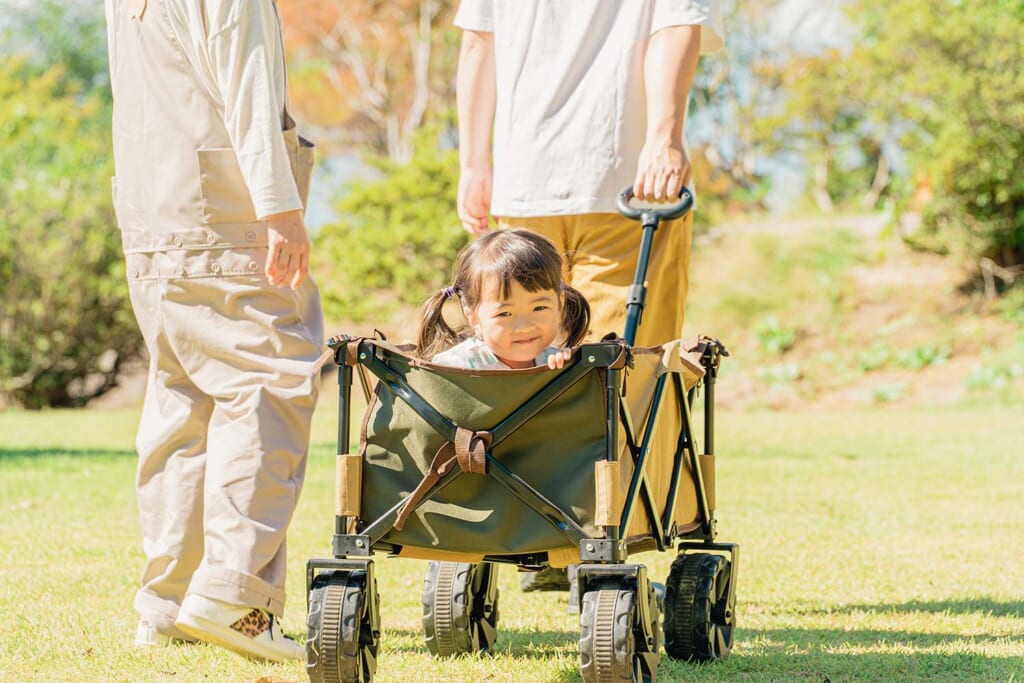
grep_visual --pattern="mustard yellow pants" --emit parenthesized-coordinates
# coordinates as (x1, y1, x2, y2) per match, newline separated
(498, 213, 692, 346)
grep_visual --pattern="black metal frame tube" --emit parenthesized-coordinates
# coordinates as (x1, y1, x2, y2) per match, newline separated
(336, 349, 353, 537)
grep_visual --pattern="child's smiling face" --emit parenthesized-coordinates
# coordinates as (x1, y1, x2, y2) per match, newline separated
(467, 277, 562, 369)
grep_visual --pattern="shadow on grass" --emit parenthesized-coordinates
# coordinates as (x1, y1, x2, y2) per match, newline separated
(379, 624, 579, 658)
(744, 625, 1016, 649)
(374, 625, 584, 682)
(659, 651, 1015, 683)
(0, 447, 136, 459)
(789, 597, 1024, 620)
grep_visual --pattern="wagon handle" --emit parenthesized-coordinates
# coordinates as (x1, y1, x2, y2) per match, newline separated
(616, 186, 694, 346)
(616, 186, 694, 224)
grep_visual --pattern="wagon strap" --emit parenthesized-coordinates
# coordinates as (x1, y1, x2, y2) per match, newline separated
(393, 426, 491, 531)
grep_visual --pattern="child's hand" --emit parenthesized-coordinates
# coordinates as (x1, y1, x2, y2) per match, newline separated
(546, 347, 573, 369)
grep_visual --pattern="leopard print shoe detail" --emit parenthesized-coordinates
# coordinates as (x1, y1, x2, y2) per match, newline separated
(230, 609, 271, 638)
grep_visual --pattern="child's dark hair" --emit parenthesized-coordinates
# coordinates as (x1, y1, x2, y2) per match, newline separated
(417, 229, 591, 359)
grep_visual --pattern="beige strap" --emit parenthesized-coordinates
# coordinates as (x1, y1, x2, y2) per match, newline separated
(393, 426, 491, 531)
(336, 454, 362, 517)
(594, 460, 622, 527)
(312, 347, 334, 375)
(311, 339, 374, 402)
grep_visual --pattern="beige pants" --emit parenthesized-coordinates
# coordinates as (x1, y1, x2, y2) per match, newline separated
(498, 212, 692, 345)
(127, 265, 323, 632)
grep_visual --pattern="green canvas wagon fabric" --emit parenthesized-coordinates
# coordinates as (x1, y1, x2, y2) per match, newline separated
(347, 338, 706, 560)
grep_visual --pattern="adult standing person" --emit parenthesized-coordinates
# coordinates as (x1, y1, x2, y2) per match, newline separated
(453, 0, 724, 591)
(104, 0, 323, 661)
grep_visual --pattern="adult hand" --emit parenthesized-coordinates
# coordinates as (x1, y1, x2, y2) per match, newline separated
(633, 141, 691, 203)
(265, 208, 310, 289)
(457, 163, 494, 236)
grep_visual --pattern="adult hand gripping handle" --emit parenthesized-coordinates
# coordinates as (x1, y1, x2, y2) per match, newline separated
(616, 186, 694, 223)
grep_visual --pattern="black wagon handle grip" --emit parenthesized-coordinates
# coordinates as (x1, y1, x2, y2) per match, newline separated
(616, 186, 694, 222)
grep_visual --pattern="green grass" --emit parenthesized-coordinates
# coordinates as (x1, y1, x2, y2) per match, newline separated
(1, 397, 1022, 682)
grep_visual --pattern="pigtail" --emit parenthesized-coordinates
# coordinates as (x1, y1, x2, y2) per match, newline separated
(416, 289, 464, 359)
(561, 284, 591, 347)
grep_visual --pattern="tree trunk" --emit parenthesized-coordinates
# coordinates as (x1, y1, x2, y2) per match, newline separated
(861, 148, 890, 210)
(813, 157, 834, 213)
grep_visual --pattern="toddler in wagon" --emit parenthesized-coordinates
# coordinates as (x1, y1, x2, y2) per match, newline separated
(417, 229, 590, 370)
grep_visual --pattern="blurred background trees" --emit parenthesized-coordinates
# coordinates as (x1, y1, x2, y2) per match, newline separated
(2, 0, 1022, 407)
(278, 0, 460, 162)
(1, 1, 141, 409)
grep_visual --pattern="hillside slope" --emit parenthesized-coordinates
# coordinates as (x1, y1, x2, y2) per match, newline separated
(682, 213, 1023, 410)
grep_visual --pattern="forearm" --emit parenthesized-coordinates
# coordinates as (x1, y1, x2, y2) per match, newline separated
(644, 25, 701, 147)
(456, 30, 496, 167)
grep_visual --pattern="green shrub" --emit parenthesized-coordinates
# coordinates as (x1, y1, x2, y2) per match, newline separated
(0, 60, 142, 409)
(754, 314, 798, 355)
(859, 0, 1024, 269)
(856, 344, 892, 372)
(314, 130, 468, 324)
(868, 380, 909, 404)
(995, 285, 1024, 327)
(893, 344, 950, 371)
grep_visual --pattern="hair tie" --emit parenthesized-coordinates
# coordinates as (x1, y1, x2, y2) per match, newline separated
(442, 286, 456, 299)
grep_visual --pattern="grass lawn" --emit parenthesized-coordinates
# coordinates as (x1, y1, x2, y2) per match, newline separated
(0, 395, 1021, 682)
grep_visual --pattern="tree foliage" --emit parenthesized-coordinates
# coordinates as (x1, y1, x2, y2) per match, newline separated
(859, 0, 1024, 270)
(687, 0, 778, 215)
(787, 0, 1024, 270)
(1, 0, 110, 93)
(0, 58, 142, 408)
(313, 127, 468, 325)
(1, 2, 141, 409)
(762, 47, 890, 213)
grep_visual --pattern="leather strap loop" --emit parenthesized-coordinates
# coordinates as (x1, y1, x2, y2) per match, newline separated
(393, 427, 492, 530)
(454, 426, 489, 475)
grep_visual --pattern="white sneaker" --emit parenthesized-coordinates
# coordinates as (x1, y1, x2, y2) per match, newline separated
(134, 620, 171, 647)
(134, 620, 197, 647)
(175, 594, 303, 662)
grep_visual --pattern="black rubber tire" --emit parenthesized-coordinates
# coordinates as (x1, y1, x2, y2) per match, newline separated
(307, 570, 380, 683)
(422, 561, 500, 657)
(663, 553, 734, 662)
(579, 581, 643, 683)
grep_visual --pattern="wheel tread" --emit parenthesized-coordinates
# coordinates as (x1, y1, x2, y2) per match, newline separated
(663, 553, 733, 663)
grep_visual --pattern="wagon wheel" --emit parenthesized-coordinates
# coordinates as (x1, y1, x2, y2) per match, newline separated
(579, 579, 651, 683)
(307, 570, 380, 683)
(663, 553, 734, 662)
(422, 561, 500, 657)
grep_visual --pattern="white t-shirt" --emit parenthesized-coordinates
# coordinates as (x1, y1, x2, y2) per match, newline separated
(454, 0, 724, 216)
(432, 337, 560, 370)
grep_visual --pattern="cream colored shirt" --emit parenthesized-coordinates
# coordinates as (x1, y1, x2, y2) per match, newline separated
(105, 0, 302, 219)
(454, 0, 725, 216)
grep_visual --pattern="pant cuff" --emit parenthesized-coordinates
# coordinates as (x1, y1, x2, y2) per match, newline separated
(188, 566, 287, 617)
(134, 589, 188, 636)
